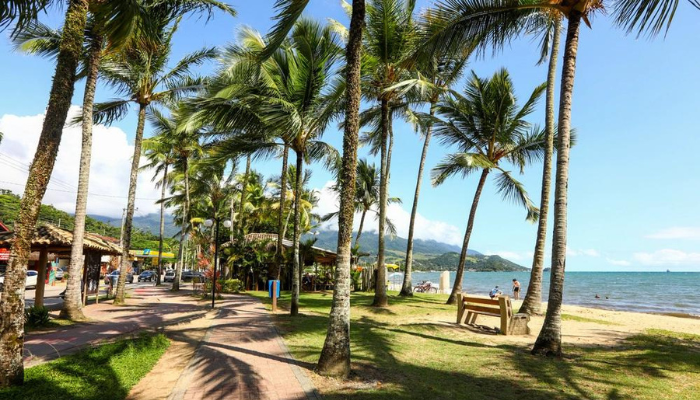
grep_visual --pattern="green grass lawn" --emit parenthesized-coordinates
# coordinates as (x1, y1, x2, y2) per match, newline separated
(249, 291, 700, 400)
(0, 333, 170, 400)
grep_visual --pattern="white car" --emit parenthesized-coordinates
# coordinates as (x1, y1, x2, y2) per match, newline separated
(0, 270, 39, 291)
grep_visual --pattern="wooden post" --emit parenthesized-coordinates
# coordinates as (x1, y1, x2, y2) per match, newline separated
(35, 247, 49, 308)
(456, 293, 465, 324)
(272, 280, 278, 312)
(82, 255, 88, 306)
(498, 296, 510, 335)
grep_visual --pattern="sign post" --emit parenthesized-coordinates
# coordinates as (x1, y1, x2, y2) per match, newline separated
(268, 279, 280, 312)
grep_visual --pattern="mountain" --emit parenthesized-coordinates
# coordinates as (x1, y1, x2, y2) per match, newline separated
(304, 230, 479, 256)
(90, 213, 179, 238)
(417, 252, 528, 272)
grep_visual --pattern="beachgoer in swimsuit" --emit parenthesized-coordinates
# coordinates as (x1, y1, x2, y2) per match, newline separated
(512, 279, 521, 300)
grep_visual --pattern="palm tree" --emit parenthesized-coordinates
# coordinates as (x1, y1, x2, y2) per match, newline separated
(317, 0, 367, 379)
(362, 0, 417, 307)
(94, 21, 217, 304)
(142, 111, 179, 286)
(519, 15, 561, 316)
(432, 69, 544, 306)
(423, 0, 688, 356)
(1, 1, 51, 34)
(0, 0, 89, 387)
(397, 48, 469, 297)
(13, 0, 234, 320)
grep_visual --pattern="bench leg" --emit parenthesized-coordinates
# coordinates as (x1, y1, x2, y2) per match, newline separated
(468, 312, 478, 325)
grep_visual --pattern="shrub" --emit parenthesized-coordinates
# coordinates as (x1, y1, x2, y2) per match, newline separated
(25, 305, 50, 327)
(219, 279, 244, 293)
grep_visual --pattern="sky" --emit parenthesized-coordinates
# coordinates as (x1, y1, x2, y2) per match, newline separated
(1, 1, 699, 271)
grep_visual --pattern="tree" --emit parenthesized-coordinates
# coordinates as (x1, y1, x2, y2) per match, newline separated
(318, 0, 366, 378)
(519, 15, 561, 316)
(142, 110, 178, 285)
(397, 48, 469, 297)
(362, 0, 417, 307)
(432, 69, 544, 306)
(94, 20, 217, 304)
(423, 0, 690, 356)
(0, 0, 89, 388)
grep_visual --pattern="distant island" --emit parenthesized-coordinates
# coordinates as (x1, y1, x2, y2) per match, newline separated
(411, 252, 529, 272)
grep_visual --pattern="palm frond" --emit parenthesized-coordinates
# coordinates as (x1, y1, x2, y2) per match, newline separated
(259, 0, 310, 60)
(431, 152, 495, 186)
(494, 168, 539, 222)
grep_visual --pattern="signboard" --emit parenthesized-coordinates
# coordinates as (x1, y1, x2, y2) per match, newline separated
(0, 249, 9, 261)
(143, 248, 150, 255)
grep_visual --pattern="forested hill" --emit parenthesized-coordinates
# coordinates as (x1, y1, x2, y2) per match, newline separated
(0, 190, 176, 251)
(304, 229, 480, 256)
(416, 252, 529, 272)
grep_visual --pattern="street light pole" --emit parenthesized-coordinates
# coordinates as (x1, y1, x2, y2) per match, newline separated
(205, 217, 232, 309)
(212, 218, 219, 309)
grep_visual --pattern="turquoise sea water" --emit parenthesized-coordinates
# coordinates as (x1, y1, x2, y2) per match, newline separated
(407, 271, 700, 316)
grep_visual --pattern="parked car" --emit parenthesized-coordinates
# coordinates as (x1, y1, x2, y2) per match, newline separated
(182, 270, 205, 282)
(163, 270, 175, 282)
(104, 270, 134, 285)
(0, 270, 39, 291)
(138, 270, 156, 282)
(54, 267, 65, 280)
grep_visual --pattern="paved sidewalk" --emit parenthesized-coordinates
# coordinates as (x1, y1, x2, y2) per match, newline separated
(168, 295, 319, 400)
(24, 285, 208, 367)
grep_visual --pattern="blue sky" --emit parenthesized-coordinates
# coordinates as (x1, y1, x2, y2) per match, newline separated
(1, 1, 699, 271)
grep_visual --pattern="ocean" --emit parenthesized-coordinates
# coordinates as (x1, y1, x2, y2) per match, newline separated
(399, 271, 700, 317)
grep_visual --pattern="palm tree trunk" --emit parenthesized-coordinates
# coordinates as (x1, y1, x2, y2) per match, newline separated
(173, 157, 190, 291)
(60, 33, 102, 320)
(238, 155, 251, 236)
(317, 0, 365, 379)
(446, 169, 489, 305)
(520, 17, 561, 316)
(373, 98, 390, 307)
(115, 104, 147, 304)
(290, 150, 304, 316)
(273, 145, 289, 280)
(532, 11, 581, 357)
(156, 163, 168, 286)
(0, 1, 88, 386)
(400, 104, 435, 296)
(354, 209, 367, 245)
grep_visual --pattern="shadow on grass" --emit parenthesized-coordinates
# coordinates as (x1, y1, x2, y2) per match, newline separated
(0, 333, 168, 400)
(255, 291, 700, 400)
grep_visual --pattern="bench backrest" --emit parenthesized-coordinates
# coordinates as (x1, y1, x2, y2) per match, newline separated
(457, 293, 513, 334)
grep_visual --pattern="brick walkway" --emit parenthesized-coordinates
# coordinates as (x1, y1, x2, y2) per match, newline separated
(168, 295, 319, 400)
(24, 285, 208, 367)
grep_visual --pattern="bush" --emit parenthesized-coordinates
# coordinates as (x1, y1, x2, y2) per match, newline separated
(25, 305, 50, 327)
(219, 279, 244, 293)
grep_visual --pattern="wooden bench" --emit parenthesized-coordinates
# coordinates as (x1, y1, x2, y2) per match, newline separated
(456, 293, 529, 335)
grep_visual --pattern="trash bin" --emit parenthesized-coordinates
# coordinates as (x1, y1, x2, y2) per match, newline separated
(268, 280, 280, 298)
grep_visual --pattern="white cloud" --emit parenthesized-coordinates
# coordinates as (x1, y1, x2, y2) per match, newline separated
(646, 227, 700, 241)
(633, 249, 700, 266)
(314, 180, 464, 246)
(0, 108, 162, 219)
(566, 247, 600, 257)
(606, 258, 631, 267)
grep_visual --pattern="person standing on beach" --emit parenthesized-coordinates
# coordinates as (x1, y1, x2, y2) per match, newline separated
(512, 279, 521, 300)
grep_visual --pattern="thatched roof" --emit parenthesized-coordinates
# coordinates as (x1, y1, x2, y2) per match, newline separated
(0, 224, 122, 255)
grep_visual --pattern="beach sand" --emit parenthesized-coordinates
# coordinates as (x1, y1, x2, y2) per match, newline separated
(428, 300, 700, 347)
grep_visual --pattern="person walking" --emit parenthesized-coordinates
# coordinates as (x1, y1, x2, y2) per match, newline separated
(512, 278, 521, 300)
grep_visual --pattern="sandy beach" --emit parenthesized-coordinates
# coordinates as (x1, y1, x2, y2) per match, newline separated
(425, 299, 700, 347)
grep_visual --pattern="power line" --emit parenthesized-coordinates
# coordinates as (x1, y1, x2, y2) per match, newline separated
(0, 180, 161, 201)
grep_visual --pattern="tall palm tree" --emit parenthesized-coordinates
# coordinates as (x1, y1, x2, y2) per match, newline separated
(0, 0, 89, 387)
(432, 69, 544, 306)
(142, 111, 179, 286)
(362, 0, 417, 307)
(423, 0, 688, 356)
(520, 15, 561, 316)
(13, 0, 234, 320)
(93, 21, 217, 304)
(317, 0, 366, 378)
(396, 48, 469, 297)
